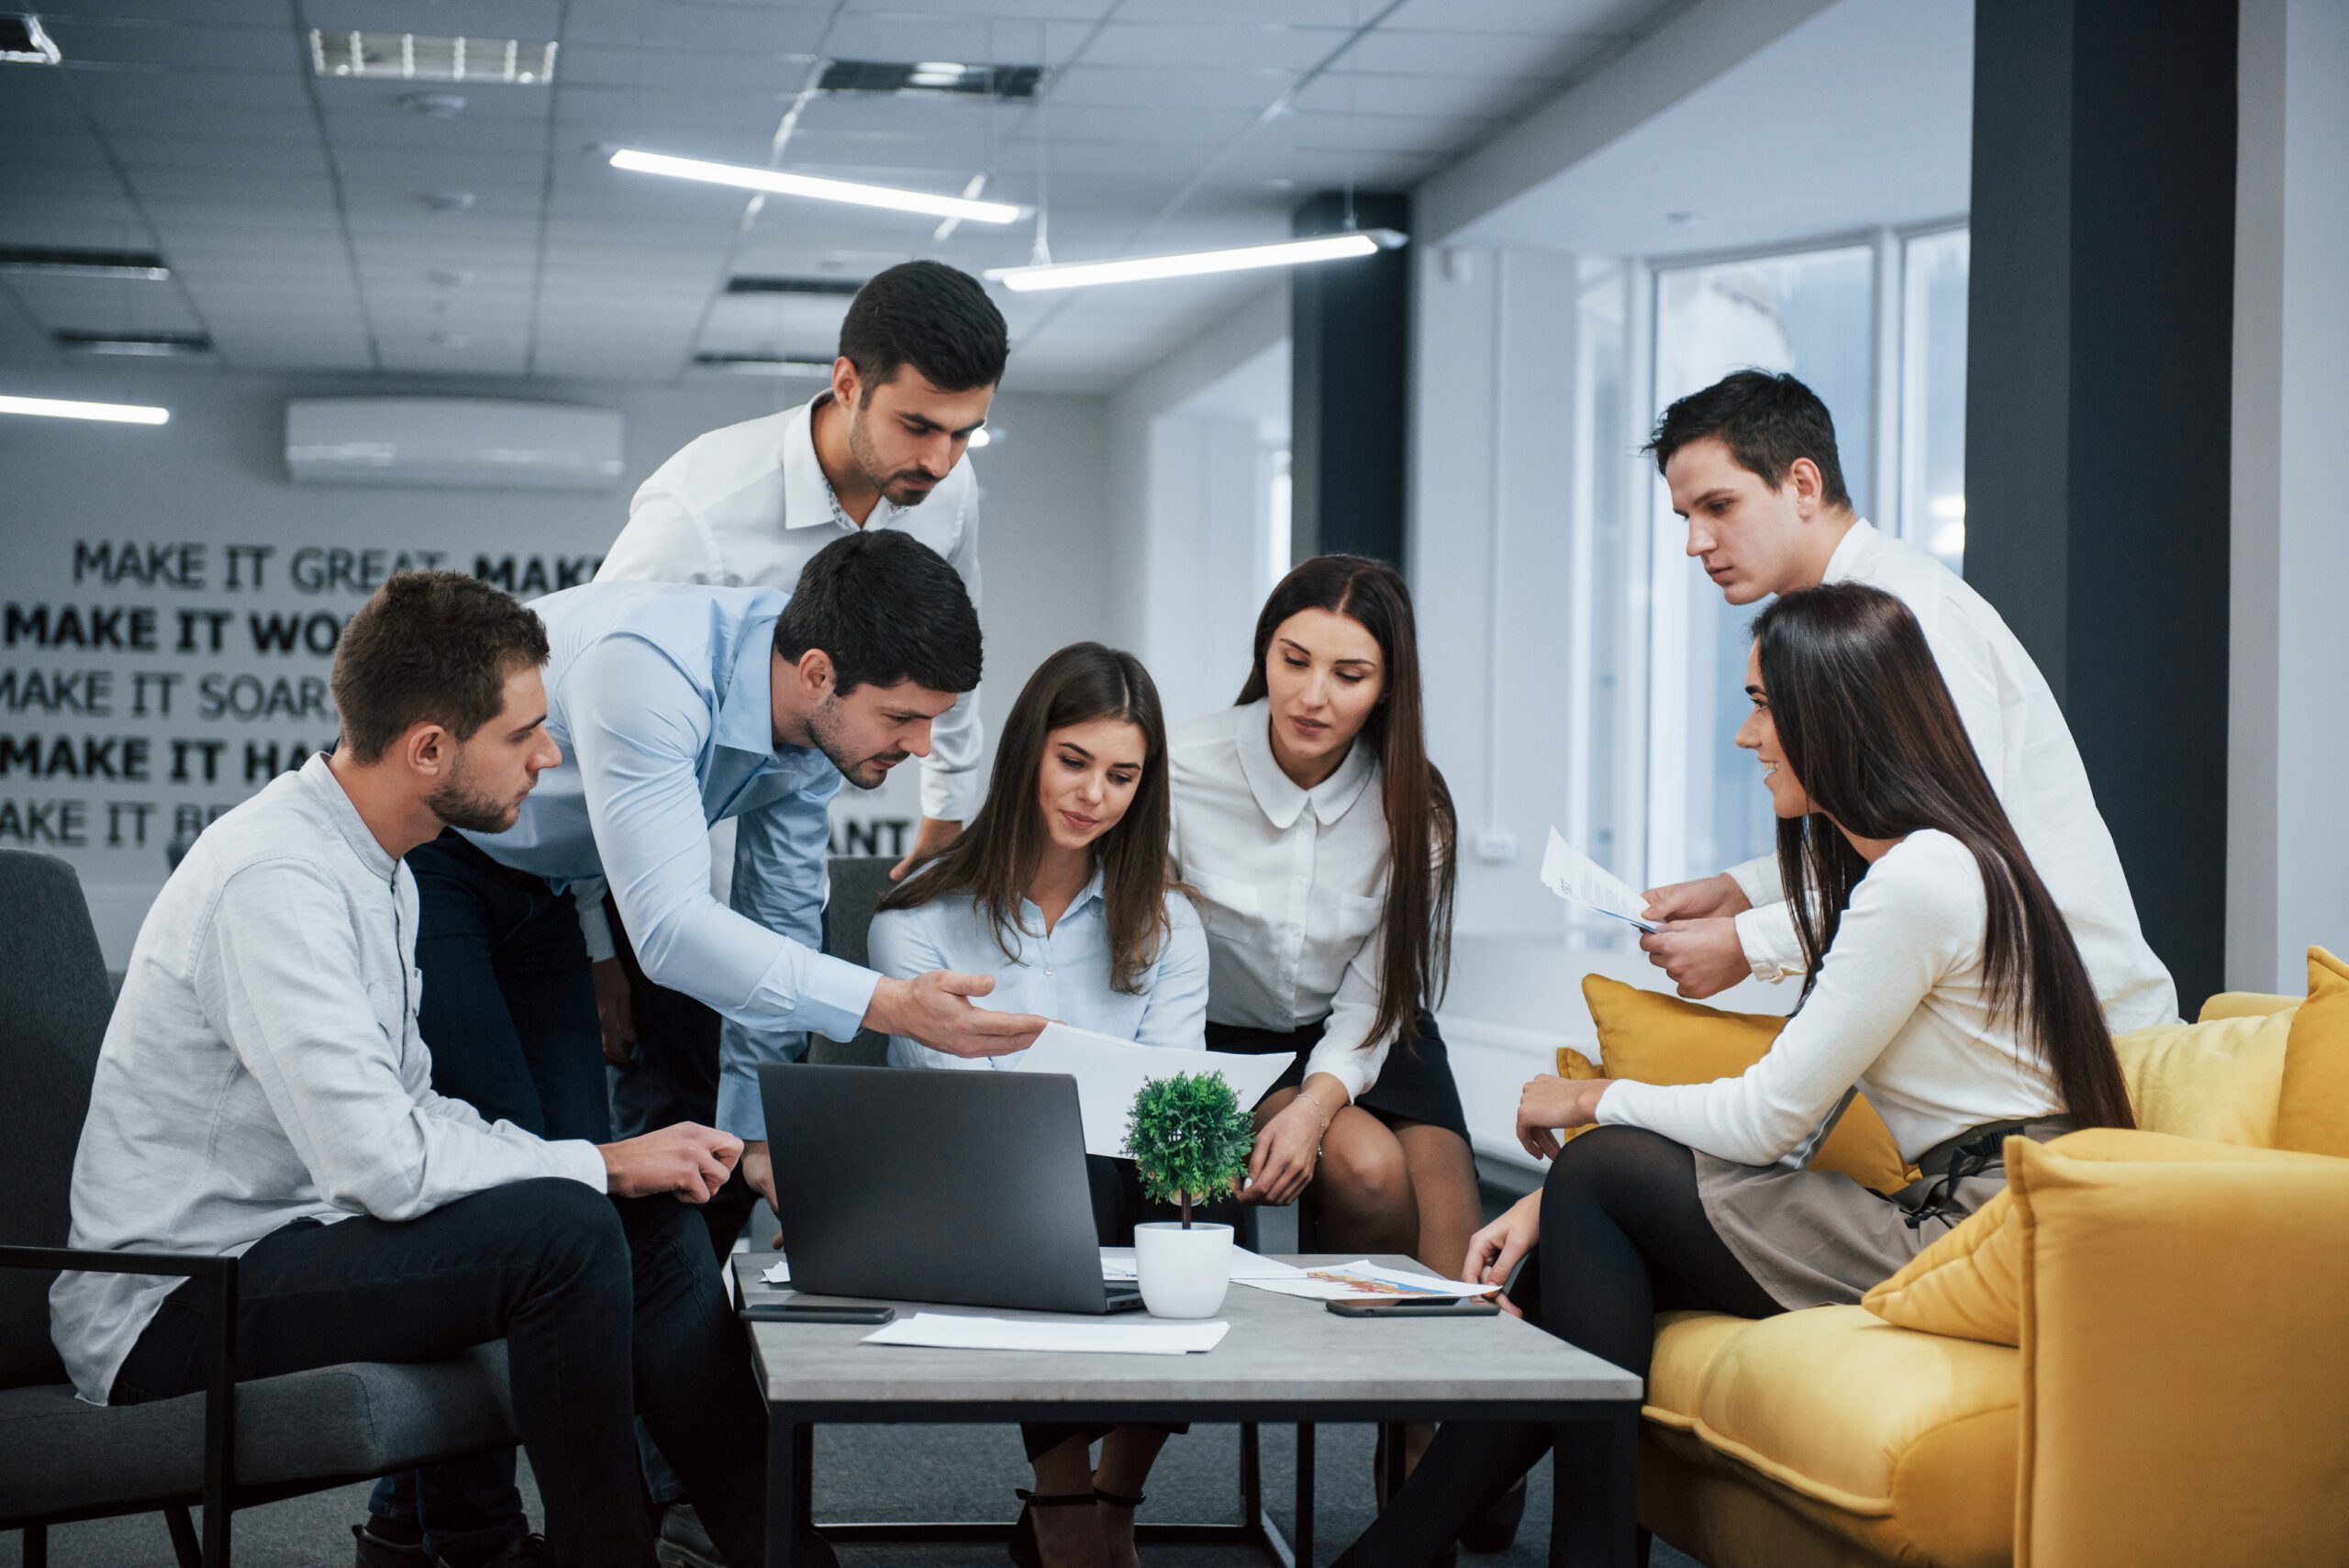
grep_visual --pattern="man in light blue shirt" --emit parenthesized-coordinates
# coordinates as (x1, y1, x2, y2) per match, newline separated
(417, 531, 1049, 1217)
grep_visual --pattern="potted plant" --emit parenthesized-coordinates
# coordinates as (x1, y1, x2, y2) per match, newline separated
(1124, 1070, 1255, 1318)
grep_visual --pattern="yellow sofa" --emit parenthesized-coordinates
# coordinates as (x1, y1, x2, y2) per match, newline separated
(1616, 974, 2349, 1568)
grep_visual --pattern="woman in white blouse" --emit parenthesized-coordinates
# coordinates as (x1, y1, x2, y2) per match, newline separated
(870, 641, 1208, 1568)
(1335, 584, 2138, 1567)
(1169, 554, 1484, 1503)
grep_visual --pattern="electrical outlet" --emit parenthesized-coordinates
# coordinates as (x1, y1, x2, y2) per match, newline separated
(1473, 829, 1517, 864)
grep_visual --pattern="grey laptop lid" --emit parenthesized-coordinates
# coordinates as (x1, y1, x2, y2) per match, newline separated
(760, 1062, 1124, 1315)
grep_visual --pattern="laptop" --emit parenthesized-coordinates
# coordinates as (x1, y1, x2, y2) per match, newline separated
(758, 1061, 1144, 1315)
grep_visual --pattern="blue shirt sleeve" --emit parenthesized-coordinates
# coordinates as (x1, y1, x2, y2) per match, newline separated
(562, 635, 879, 1140)
(1130, 895, 1209, 1052)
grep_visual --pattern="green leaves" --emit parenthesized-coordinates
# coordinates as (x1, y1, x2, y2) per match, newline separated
(1126, 1070, 1256, 1227)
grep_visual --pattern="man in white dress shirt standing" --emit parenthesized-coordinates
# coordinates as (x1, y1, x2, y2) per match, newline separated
(1636, 370, 2178, 1032)
(590, 261, 1007, 1202)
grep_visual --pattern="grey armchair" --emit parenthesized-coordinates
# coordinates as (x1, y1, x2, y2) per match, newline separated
(0, 850, 518, 1567)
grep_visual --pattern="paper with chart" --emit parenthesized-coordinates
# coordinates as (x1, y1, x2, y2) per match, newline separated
(1540, 828, 1658, 933)
(1236, 1258, 1502, 1303)
(1015, 1022, 1295, 1159)
(863, 1313, 1229, 1356)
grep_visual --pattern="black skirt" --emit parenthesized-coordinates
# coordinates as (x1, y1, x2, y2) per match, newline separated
(1205, 1012, 1471, 1143)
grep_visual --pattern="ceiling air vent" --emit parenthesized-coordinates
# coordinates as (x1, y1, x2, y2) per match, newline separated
(725, 275, 864, 296)
(0, 15, 61, 64)
(309, 30, 557, 85)
(817, 60, 1042, 99)
(0, 246, 169, 280)
(56, 331, 212, 358)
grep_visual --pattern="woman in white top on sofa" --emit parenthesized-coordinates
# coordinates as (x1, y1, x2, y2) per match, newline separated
(1334, 583, 2138, 1567)
(870, 640, 1208, 1568)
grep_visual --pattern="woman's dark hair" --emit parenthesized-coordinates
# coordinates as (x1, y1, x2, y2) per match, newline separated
(774, 529, 981, 696)
(839, 260, 1008, 396)
(1752, 583, 2133, 1129)
(1237, 555, 1457, 1054)
(331, 571, 549, 762)
(1644, 369, 1853, 511)
(879, 642, 1177, 993)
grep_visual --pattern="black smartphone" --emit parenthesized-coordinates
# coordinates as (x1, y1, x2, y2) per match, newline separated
(1326, 1296, 1501, 1318)
(741, 1301, 896, 1325)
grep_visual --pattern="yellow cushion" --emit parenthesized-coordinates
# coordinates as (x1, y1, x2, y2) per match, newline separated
(2109, 1006, 2292, 1145)
(1567, 975, 1914, 1194)
(2277, 946, 2349, 1158)
(1862, 1129, 2342, 1345)
(1642, 1309, 1753, 1427)
(2199, 989, 2299, 1021)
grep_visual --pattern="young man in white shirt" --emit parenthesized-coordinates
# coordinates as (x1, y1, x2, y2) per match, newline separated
(1635, 370, 2178, 1031)
(51, 573, 774, 1568)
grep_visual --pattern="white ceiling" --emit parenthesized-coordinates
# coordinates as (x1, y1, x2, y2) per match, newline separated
(0, 0, 1690, 392)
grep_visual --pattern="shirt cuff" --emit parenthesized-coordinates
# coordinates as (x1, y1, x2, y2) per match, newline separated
(545, 1138, 609, 1193)
(1732, 902, 1809, 984)
(918, 760, 976, 824)
(1723, 855, 1777, 911)
(1301, 1035, 1377, 1104)
(574, 891, 616, 964)
(796, 951, 883, 1044)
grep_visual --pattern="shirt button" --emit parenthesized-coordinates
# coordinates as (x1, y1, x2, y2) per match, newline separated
(1044, 969, 1054, 977)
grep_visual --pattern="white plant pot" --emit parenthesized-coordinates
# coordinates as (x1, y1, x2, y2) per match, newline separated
(1133, 1220, 1233, 1318)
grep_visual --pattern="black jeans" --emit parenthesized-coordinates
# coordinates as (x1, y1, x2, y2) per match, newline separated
(114, 1180, 767, 1568)
(368, 831, 614, 1555)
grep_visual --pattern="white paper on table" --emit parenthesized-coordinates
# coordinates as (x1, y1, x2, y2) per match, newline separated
(1013, 1021, 1293, 1158)
(863, 1313, 1230, 1355)
(1540, 827, 1658, 933)
(1235, 1258, 1502, 1303)
(1098, 1246, 1305, 1282)
(759, 1259, 790, 1285)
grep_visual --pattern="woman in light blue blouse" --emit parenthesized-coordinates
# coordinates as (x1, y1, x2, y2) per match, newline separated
(870, 641, 1208, 1568)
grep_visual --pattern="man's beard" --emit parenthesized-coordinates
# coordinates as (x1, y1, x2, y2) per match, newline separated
(428, 755, 521, 832)
(806, 695, 906, 791)
(846, 406, 938, 508)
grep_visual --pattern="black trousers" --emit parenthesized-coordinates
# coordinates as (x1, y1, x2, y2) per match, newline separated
(113, 1180, 768, 1568)
(1333, 1127, 1783, 1567)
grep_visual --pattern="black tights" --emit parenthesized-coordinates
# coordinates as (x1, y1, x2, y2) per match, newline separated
(1334, 1127, 1783, 1567)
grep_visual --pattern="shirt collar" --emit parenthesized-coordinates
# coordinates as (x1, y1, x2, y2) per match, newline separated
(714, 614, 784, 756)
(299, 751, 396, 882)
(1233, 696, 1376, 829)
(1025, 865, 1108, 922)
(784, 392, 896, 534)
(1820, 517, 1879, 584)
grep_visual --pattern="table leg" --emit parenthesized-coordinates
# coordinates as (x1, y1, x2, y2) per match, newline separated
(764, 1410, 799, 1568)
(1294, 1423, 1314, 1565)
(1553, 1404, 1639, 1567)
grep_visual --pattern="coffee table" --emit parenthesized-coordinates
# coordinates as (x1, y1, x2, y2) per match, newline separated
(733, 1252, 1643, 1565)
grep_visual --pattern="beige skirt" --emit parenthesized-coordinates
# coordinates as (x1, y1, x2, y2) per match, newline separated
(1696, 1116, 2078, 1310)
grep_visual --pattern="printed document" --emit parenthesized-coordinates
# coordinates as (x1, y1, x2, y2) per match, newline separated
(1237, 1258, 1502, 1303)
(1015, 1022, 1294, 1158)
(1540, 827, 1657, 932)
(863, 1313, 1230, 1355)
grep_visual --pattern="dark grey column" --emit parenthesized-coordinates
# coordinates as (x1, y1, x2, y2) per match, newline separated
(1964, 0, 2236, 1011)
(1289, 191, 1409, 567)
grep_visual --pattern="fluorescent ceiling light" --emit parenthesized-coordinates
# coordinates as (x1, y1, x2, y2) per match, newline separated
(0, 246, 168, 281)
(691, 353, 836, 377)
(309, 29, 557, 84)
(611, 149, 1021, 225)
(1, 15, 61, 64)
(987, 228, 1406, 293)
(0, 394, 169, 426)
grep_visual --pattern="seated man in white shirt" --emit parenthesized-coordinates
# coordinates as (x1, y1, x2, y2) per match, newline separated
(1634, 369, 2178, 1032)
(50, 573, 775, 1568)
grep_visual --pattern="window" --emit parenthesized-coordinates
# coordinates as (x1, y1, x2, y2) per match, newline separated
(1900, 227, 1970, 573)
(1646, 245, 1876, 882)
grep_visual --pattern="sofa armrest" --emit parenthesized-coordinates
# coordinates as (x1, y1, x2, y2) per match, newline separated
(2010, 1135, 2349, 1568)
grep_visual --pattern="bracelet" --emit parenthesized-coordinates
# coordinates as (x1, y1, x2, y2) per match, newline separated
(1297, 1088, 1338, 1156)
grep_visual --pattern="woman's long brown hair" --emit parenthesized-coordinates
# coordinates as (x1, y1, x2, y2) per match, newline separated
(878, 641, 1177, 993)
(1236, 555, 1457, 1054)
(1753, 583, 2134, 1129)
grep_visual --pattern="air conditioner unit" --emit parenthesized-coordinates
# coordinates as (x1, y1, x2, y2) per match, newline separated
(284, 397, 625, 491)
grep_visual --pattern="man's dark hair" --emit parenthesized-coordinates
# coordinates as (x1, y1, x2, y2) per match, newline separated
(1643, 369, 1853, 511)
(332, 571, 549, 762)
(774, 530, 982, 697)
(838, 260, 1008, 398)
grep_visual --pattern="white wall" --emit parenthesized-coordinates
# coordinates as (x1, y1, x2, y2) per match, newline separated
(2228, 0, 2349, 994)
(0, 361, 1112, 962)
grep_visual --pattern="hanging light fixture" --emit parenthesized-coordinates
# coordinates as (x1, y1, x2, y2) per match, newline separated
(609, 149, 1022, 225)
(985, 228, 1406, 293)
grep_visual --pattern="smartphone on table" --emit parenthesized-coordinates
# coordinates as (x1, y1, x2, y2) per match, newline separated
(742, 1301, 896, 1325)
(1326, 1296, 1501, 1318)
